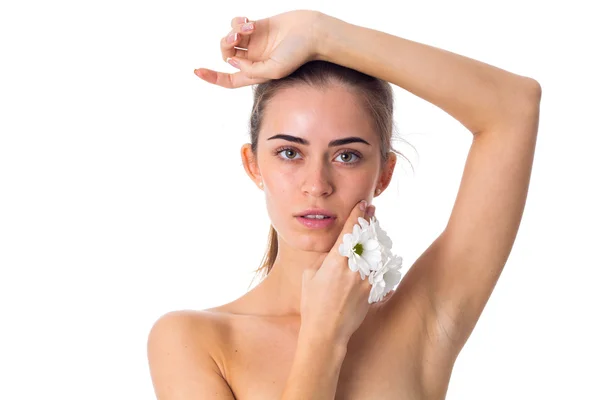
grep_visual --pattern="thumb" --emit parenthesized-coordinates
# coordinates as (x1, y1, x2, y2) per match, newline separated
(231, 56, 285, 80)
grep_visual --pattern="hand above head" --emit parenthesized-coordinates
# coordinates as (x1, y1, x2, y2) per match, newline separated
(194, 10, 325, 89)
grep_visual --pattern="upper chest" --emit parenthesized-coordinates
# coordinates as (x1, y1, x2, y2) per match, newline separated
(213, 307, 437, 400)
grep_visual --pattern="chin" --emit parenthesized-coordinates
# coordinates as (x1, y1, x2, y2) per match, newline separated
(301, 240, 335, 253)
(272, 216, 343, 253)
(292, 229, 339, 253)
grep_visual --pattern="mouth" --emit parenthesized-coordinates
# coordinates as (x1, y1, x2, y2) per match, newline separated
(295, 210, 337, 229)
(300, 214, 333, 220)
(294, 208, 336, 219)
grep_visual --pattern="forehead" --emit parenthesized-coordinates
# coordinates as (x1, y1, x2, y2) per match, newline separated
(259, 84, 377, 144)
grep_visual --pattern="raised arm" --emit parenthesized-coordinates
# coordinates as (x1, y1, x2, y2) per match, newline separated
(312, 11, 541, 370)
(313, 13, 540, 135)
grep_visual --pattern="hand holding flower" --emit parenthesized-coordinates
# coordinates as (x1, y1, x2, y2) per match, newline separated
(299, 200, 376, 345)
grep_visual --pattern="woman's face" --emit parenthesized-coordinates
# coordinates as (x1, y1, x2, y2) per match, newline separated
(246, 84, 389, 253)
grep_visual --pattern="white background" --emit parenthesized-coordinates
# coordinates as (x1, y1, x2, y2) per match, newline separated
(1, 0, 598, 398)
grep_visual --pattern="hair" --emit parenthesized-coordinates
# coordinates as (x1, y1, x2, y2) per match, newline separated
(246, 60, 415, 290)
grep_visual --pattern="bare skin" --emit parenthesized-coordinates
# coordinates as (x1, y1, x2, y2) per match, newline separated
(200, 292, 439, 400)
(148, 10, 541, 399)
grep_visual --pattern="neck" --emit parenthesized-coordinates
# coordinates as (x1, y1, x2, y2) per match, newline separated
(254, 238, 330, 316)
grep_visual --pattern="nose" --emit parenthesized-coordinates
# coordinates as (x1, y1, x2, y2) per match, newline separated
(301, 163, 333, 197)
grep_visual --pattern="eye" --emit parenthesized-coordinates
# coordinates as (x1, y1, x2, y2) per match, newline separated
(273, 146, 362, 165)
(276, 147, 301, 160)
(335, 151, 360, 164)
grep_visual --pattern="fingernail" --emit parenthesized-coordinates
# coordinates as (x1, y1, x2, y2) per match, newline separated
(227, 57, 239, 68)
(366, 205, 376, 218)
(242, 22, 254, 32)
(359, 200, 367, 211)
(227, 32, 237, 44)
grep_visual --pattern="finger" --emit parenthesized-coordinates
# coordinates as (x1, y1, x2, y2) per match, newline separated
(235, 20, 255, 50)
(230, 56, 287, 80)
(230, 16, 254, 49)
(193, 67, 269, 89)
(334, 201, 378, 279)
(221, 20, 255, 62)
(230, 16, 248, 28)
(334, 200, 370, 250)
(221, 30, 247, 62)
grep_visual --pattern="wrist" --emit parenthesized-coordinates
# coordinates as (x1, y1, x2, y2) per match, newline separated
(312, 12, 343, 63)
(298, 326, 349, 356)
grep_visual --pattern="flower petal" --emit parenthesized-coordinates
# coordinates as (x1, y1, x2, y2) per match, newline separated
(355, 255, 372, 278)
(358, 217, 370, 230)
(371, 219, 393, 249)
(361, 249, 382, 270)
(363, 238, 379, 251)
(383, 269, 402, 293)
(369, 268, 384, 285)
(339, 242, 348, 256)
(348, 255, 359, 272)
(368, 279, 385, 303)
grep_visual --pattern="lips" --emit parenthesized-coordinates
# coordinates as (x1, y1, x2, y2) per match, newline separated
(295, 208, 336, 218)
(296, 215, 336, 229)
(294, 208, 337, 230)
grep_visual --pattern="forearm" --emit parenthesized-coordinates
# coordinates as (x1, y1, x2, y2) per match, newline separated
(314, 13, 540, 135)
(281, 329, 348, 400)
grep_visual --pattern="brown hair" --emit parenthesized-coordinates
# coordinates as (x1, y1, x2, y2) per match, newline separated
(246, 60, 414, 289)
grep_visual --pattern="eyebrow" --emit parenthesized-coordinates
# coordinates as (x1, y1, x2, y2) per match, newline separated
(267, 134, 371, 147)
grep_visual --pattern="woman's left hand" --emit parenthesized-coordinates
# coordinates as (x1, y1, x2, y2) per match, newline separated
(194, 10, 325, 89)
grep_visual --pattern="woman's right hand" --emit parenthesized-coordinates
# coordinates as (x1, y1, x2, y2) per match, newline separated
(194, 10, 327, 89)
(300, 200, 377, 346)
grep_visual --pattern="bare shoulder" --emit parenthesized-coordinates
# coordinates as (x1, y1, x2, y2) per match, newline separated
(147, 310, 234, 399)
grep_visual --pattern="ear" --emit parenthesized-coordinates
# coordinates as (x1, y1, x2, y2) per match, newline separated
(376, 152, 397, 196)
(241, 143, 263, 189)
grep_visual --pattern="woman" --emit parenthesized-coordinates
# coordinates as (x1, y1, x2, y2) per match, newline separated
(147, 10, 541, 399)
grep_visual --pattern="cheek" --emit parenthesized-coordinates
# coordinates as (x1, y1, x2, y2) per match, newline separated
(262, 162, 297, 193)
(342, 168, 376, 193)
(262, 168, 296, 220)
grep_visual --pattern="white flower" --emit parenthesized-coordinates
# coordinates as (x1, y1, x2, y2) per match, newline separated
(368, 254, 403, 304)
(371, 217, 393, 251)
(362, 217, 393, 265)
(339, 215, 404, 303)
(338, 220, 382, 280)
